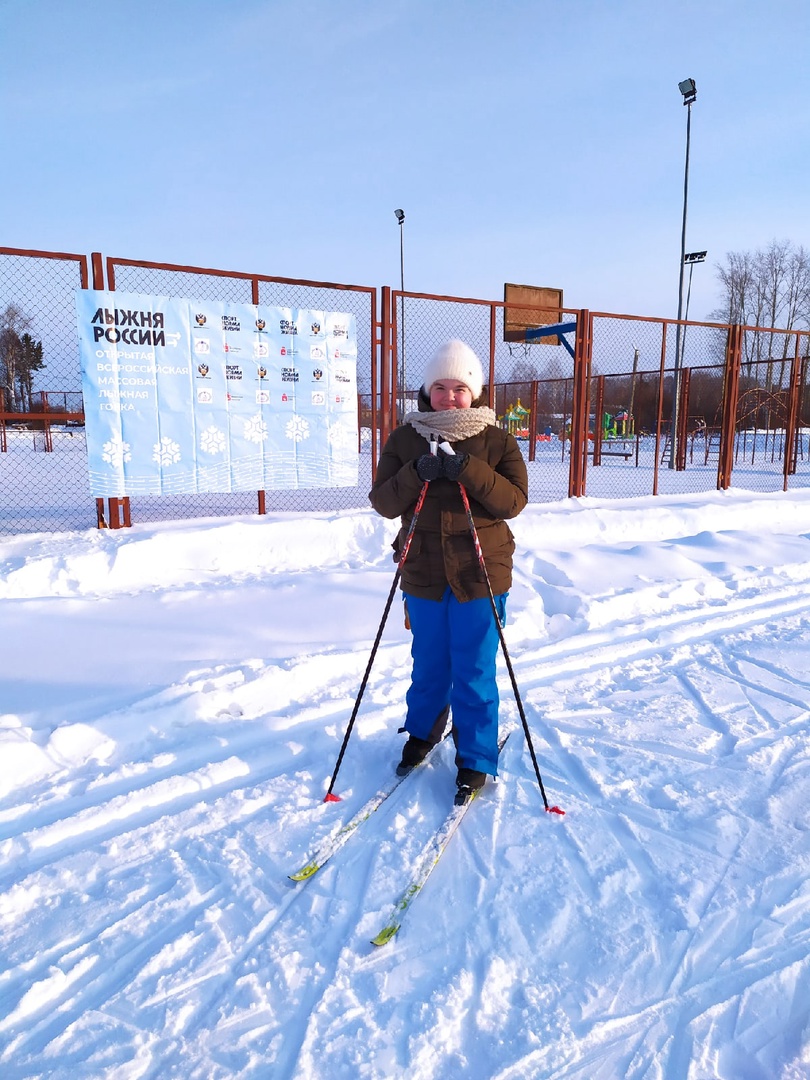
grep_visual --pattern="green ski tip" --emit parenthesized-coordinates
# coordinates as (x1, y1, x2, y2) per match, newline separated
(288, 863, 320, 882)
(371, 923, 401, 947)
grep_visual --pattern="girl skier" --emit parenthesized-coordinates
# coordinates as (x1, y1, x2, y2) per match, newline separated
(369, 339, 528, 797)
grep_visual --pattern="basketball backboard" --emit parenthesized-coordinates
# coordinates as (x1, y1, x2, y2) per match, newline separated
(503, 283, 564, 345)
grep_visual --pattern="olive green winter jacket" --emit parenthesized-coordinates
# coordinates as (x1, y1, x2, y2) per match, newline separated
(368, 412, 528, 603)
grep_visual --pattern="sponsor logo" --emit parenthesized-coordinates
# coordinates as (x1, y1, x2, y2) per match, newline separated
(256, 389, 270, 404)
(333, 367, 352, 383)
(281, 367, 299, 382)
(257, 365, 267, 379)
(197, 388, 213, 404)
(279, 319, 298, 335)
(312, 368, 323, 382)
(222, 315, 241, 331)
(223, 343, 241, 354)
(311, 321, 321, 335)
(256, 318, 266, 331)
(194, 338, 210, 355)
(311, 391, 326, 405)
(197, 363, 210, 378)
(254, 341, 269, 359)
(195, 314, 207, 326)
(226, 365, 243, 380)
(310, 344, 326, 361)
(332, 323, 349, 338)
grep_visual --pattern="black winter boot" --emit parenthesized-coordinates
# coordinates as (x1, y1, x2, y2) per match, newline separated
(455, 767, 487, 804)
(396, 735, 433, 776)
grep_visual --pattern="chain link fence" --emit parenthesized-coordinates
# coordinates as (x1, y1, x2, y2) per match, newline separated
(397, 294, 810, 501)
(728, 326, 810, 494)
(0, 249, 92, 533)
(4, 249, 810, 537)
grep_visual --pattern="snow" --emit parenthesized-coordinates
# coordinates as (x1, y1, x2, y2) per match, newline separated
(1, 487, 809, 1079)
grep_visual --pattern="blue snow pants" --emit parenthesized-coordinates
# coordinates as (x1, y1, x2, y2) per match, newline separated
(403, 587, 507, 775)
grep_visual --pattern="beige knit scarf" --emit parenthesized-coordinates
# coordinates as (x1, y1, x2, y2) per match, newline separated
(404, 406, 497, 444)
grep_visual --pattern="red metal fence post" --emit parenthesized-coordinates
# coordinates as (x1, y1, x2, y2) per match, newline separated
(592, 374, 604, 467)
(568, 310, 592, 497)
(652, 321, 669, 496)
(91, 252, 105, 290)
(717, 324, 742, 490)
(488, 305, 497, 408)
(783, 333, 803, 489)
(380, 285, 393, 451)
(369, 288, 380, 479)
(98, 255, 133, 528)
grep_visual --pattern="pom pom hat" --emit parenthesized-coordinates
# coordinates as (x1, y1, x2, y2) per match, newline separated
(421, 339, 484, 401)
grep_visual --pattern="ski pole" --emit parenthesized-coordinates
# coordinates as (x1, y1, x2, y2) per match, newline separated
(457, 481, 564, 815)
(324, 472, 432, 802)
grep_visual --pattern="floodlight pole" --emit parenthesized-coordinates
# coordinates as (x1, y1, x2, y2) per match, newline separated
(669, 79, 697, 469)
(395, 209, 406, 419)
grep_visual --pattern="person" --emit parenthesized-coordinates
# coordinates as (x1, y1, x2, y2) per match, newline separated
(368, 339, 528, 798)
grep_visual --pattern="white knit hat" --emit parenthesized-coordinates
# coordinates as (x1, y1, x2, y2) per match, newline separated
(421, 339, 484, 400)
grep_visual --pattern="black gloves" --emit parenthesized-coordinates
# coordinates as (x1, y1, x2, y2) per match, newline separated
(415, 454, 442, 481)
(440, 450, 468, 480)
(414, 450, 469, 482)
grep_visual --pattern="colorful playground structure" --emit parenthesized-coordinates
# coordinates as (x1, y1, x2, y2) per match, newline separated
(603, 409, 634, 438)
(501, 400, 636, 443)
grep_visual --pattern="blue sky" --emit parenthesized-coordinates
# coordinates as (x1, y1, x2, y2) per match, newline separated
(2, 0, 809, 322)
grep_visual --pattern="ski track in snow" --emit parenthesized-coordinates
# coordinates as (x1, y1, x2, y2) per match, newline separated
(1, 521, 810, 1077)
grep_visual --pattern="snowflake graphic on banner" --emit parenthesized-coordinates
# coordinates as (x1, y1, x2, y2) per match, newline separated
(200, 426, 227, 454)
(101, 437, 132, 465)
(285, 416, 310, 443)
(243, 414, 268, 445)
(153, 437, 182, 466)
(327, 421, 352, 450)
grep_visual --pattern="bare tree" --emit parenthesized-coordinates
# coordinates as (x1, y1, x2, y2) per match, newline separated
(0, 303, 33, 411)
(710, 240, 810, 386)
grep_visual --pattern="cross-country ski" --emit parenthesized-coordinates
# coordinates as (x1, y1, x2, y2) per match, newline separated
(371, 735, 511, 947)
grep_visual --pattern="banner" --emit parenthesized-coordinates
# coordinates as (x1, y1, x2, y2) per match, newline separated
(77, 290, 358, 496)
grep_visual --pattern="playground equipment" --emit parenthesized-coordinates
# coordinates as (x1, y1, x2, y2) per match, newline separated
(502, 400, 561, 442)
(503, 399, 531, 439)
(603, 409, 634, 438)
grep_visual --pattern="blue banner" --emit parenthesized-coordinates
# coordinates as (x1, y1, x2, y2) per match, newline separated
(77, 291, 358, 496)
